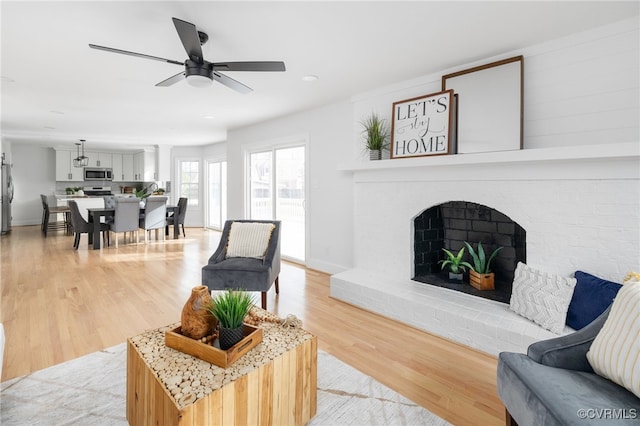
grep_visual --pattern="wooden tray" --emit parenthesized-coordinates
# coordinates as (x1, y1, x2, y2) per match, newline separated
(165, 324, 262, 368)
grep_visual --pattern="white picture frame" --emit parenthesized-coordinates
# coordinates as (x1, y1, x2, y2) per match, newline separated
(442, 56, 523, 154)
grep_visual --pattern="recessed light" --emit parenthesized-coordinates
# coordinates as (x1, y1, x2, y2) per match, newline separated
(203, 115, 214, 119)
(302, 75, 319, 82)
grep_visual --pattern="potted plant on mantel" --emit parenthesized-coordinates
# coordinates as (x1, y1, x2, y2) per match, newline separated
(438, 247, 470, 281)
(360, 112, 390, 160)
(206, 289, 256, 350)
(464, 241, 503, 291)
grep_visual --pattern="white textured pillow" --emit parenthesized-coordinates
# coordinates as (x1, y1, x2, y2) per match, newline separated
(226, 222, 275, 259)
(587, 282, 640, 398)
(509, 262, 577, 334)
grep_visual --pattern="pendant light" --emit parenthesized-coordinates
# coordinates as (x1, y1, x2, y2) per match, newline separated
(73, 139, 89, 168)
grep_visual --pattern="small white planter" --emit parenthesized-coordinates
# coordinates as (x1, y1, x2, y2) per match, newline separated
(369, 150, 382, 161)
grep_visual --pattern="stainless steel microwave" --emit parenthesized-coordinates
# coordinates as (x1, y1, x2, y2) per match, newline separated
(84, 167, 113, 181)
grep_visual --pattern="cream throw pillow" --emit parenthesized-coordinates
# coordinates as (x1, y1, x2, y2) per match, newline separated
(509, 262, 577, 334)
(587, 282, 640, 398)
(226, 222, 275, 259)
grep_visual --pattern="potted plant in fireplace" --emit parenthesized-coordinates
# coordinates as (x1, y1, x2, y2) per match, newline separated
(360, 112, 389, 160)
(438, 247, 470, 281)
(464, 241, 503, 291)
(206, 289, 255, 350)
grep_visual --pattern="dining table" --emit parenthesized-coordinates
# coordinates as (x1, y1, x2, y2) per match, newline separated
(87, 205, 178, 250)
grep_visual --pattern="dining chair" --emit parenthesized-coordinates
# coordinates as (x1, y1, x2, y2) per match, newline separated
(103, 195, 117, 223)
(67, 200, 110, 249)
(139, 196, 168, 243)
(165, 197, 188, 237)
(40, 194, 70, 237)
(108, 197, 140, 247)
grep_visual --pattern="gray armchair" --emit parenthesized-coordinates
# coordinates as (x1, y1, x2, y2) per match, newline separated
(497, 306, 640, 425)
(202, 220, 281, 310)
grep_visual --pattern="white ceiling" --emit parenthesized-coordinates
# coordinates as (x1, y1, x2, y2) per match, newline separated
(1, 1, 638, 150)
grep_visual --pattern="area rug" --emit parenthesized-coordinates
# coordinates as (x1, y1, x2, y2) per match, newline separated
(0, 343, 449, 425)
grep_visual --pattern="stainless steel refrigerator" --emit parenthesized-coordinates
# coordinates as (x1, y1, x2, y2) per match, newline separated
(1, 153, 14, 234)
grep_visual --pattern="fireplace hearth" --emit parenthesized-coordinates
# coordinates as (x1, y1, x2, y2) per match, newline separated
(413, 201, 526, 303)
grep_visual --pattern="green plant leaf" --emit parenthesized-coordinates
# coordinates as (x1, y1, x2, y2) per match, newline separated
(206, 289, 256, 328)
(485, 246, 503, 274)
(438, 247, 468, 273)
(463, 241, 503, 274)
(360, 112, 390, 152)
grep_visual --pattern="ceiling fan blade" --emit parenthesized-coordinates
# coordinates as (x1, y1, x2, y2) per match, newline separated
(212, 71, 253, 94)
(213, 61, 286, 72)
(172, 18, 204, 63)
(156, 71, 186, 87)
(89, 44, 184, 66)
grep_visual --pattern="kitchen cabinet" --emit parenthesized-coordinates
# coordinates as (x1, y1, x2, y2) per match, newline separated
(133, 151, 156, 182)
(112, 153, 136, 182)
(84, 151, 112, 168)
(97, 152, 112, 168)
(122, 154, 134, 181)
(55, 148, 156, 182)
(112, 153, 123, 182)
(55, 150, 83, 181)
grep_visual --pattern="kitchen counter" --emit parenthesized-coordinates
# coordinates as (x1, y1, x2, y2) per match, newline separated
(54, 193, 138, 199)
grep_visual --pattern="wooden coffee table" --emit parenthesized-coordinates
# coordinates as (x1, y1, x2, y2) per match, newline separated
(126, 319, 317, 426)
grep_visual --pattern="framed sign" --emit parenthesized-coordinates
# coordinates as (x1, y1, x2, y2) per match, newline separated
(391, 89, 454, 159)
(442, 55, 523, 154)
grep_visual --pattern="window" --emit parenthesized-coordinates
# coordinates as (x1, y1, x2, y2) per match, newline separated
(206, 160, 227, 230)
(179, 160, 199, 206)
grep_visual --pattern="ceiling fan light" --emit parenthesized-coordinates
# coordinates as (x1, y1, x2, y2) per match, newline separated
(187, 75, 212, 88)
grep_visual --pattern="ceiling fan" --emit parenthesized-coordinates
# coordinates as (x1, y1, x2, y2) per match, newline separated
(89, 17, 286, 93)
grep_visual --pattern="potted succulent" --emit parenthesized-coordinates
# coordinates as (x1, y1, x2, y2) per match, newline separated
(360, 112, 390, 160)
(206, 289, 256, 350)
(438, 247, 470, 281)
(464, 241, 503, 290)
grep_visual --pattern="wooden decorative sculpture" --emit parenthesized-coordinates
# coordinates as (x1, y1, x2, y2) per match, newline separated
(181, 286, 217, 340)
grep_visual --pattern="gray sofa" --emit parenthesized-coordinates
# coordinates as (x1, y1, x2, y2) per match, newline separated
(497, 306, 640, 425)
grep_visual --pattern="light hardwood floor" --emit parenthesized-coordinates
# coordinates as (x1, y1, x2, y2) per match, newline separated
(1, 225, 504, 425)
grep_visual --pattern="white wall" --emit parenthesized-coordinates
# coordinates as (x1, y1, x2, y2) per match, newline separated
(224, 17, 638, 275)
(351, 17, 639, 158)
(227, 101, 354, 273)
(344, 16, 639, 282)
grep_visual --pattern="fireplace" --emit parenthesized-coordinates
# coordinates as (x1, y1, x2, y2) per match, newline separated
(413, 201, 526, 303)
(331, 143, 638, 354)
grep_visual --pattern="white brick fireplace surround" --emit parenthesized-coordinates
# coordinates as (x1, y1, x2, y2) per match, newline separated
(330, 142, 639, 356)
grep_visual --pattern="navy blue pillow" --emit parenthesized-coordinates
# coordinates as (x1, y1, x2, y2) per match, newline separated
(566, 271, 622, 330)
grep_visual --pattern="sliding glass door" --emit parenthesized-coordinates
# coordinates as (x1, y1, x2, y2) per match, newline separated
(206, 160, 227, 230)
(249, 145, 305, 263)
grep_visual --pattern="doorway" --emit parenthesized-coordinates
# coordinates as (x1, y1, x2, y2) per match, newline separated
(248, 145, 306, 263)
(206, 160, 227, 230)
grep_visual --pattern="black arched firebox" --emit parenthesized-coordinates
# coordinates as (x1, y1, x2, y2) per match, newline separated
(413, 201, 526, 303)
